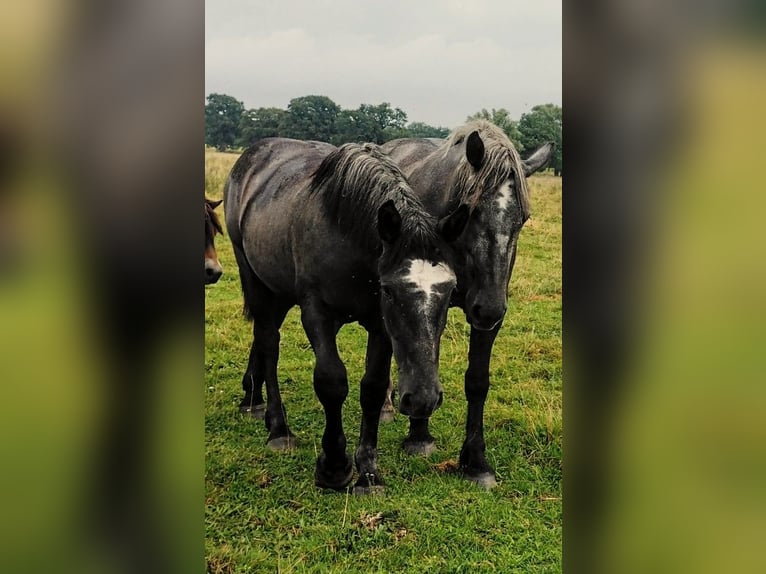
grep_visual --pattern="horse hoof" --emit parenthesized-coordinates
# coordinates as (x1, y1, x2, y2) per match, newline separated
(379, 409, 396, 423)
(315, 457, 353, 491)
(239, 404, 266, 419)
(353, 484, 385, 496)
(402, 440, 437, 456)
(464, 472, 498, 490)
(266, 435, 296, 451)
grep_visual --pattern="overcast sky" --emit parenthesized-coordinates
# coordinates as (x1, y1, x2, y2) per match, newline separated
(205, 0, 561, 129)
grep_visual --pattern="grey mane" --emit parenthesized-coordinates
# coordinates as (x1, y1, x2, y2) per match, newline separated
(310, 143, 438, 255)
(441, 120, 530, 220)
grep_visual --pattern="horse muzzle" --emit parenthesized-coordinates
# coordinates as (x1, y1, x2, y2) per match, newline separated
(468, 302, 506, 331)
(398, 386, 444, 419)
(205, 259, 223, 284)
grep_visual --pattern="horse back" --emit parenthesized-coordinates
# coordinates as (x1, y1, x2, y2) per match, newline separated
(224, 139, 335, 297)
(381, 138, 440, 171)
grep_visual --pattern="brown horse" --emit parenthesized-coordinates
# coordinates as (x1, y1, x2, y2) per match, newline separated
(205, 198, 223, 284)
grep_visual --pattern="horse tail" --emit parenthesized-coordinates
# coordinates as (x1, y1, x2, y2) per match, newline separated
(231, 242, 257, 322)
(223, 175, 255, 321)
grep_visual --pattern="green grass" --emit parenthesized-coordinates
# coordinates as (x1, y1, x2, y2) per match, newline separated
(205, 150, 562, 573)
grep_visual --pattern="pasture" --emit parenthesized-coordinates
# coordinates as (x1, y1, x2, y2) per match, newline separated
(205, 148, 562, 573)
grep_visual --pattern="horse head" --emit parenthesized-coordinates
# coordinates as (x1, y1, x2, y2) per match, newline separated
(445, 124, 553, 331)
(205, 198, 223, 284)
(376, 198, 469, 418)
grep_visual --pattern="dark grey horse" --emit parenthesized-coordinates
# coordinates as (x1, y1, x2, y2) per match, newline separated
(224, 138, 468, 492)
(382, 120, 553, 488)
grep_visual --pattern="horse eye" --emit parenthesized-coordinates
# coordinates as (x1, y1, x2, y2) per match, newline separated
(381, 285, 393, 300)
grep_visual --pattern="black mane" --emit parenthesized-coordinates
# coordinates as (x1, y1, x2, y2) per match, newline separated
(310, 143, 440, 259)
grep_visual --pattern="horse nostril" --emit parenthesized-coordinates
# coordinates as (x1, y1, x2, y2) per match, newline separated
(471, 304, 483, 320)
(206, 266, 223, 284)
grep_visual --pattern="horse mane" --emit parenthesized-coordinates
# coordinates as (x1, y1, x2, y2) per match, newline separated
(441, 120, 530, 220)
(205, 198, 223, 235)
(310, 143, 438, 256)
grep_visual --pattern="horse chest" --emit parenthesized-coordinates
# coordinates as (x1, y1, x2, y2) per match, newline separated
(320, 271, 379, 322)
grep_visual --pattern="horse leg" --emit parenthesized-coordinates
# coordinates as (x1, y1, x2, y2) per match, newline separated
(233, 243, 266, 418)
(300, 300, 353, 490)
(459, 324, 501, 489)
(258, 303, 295, 450)
(379, 378, 396, 423)
(354, 329, 393, 494)
(238, 330, 266, 419)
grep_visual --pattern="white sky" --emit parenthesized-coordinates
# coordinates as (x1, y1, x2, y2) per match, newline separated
(205, 0, 561, 128)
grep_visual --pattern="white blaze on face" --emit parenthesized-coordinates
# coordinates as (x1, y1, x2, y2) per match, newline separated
(495, 180, 512, 211)
(405, 259, 455, 306)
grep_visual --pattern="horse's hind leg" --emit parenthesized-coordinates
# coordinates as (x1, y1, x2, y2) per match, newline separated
(235, 250, 295, 448)
(379, 378, 396, 423)
(300, 299, 353, 490)
(232, 244, 266, 418)
(255, 302, 295, 450)
(239, 338, 266, 419)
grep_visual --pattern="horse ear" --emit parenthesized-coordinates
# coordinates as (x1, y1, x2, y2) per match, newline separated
(208, 199, 223, 209)
(377, 199, 402, 244)
(466, 131, 484, 170)
(522, 142, 554, 176)
(438, 203, 470, 243)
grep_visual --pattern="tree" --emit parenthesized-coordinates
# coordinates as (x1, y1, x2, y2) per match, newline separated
(237, 107, 287, 147)
(331, 103, 407, 145)
(360, 103, 407, 144)
(404, 122, 450, 139)
(281, 95, 340, 142)
(205, 93, 245, 151)
(331, 110, 359, 145)
(518, 104, 562, 176)
(466, 108, 522, 149)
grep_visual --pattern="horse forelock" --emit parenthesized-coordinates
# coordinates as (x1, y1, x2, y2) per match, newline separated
(310, 143, 438, 255)
(441, 120, 530, 220)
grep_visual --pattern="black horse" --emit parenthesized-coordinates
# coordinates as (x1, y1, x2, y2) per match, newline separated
(382, 121, 553, 487)
(224, 138, 468, 492)
(205, 198, 223, 284)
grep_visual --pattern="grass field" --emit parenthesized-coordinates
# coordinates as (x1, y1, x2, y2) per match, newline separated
(204, 149, 562, 573)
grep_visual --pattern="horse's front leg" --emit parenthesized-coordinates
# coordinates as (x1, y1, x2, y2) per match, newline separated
(300, 300, 353, 490)
(354, 329, 393, 494)
(460, 324, 502, 489)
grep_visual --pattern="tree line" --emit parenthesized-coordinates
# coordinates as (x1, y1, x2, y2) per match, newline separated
(206, 94, 562, 176)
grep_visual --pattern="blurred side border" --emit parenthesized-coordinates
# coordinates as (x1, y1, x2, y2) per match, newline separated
(0, 1, 204, 573)
(564, 1, 766, 573)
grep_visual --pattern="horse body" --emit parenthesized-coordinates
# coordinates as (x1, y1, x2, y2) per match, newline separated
(224, 138, 468, 492)
(382, 120, 553, 487)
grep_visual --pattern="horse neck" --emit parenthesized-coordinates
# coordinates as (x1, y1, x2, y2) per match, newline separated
(407, 152, 460, 217)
